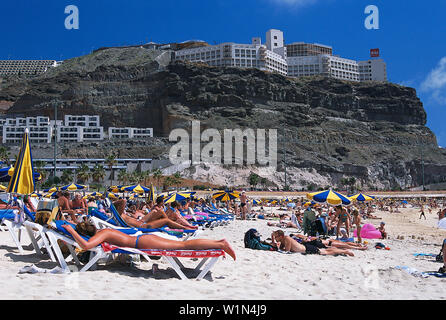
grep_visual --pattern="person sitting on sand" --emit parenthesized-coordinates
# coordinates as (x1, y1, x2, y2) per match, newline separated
(438, 239, 446, 273)
(378, 222, 387, 239)
(270, 230, 354, 256)
(267, 214, 299, 229)
(438, 209, 446, 221)
(60, 221, 236, 260)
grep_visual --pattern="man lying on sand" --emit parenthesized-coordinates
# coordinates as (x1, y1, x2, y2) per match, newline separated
(61, 221, 236, 260)
(289, 233, 367, 251)
(271, 230, 354, 256)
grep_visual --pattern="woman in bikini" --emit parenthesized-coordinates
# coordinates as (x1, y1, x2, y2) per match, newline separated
(60, 222, 236, 260)
(166, 201, 197, 229)
(114, 197, 197, 230)
(335, 205, 351, 239)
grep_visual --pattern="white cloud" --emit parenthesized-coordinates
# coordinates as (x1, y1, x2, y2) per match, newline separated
(421, 57, 446, 104)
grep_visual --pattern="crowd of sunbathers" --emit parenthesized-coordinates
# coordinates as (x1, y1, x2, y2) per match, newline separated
(0, 192, 238, 260)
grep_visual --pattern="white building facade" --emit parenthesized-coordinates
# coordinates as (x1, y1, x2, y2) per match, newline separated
(108, 127, 154, 139)
(287, 54, 360, 82)
(359, 59, 387, 82)
(2, 116, 53, 144)
(0, 60, 59, 77)
(174, 29, 288, 76)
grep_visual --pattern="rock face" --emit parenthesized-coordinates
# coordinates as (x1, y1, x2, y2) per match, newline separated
(1, 47, 446, 190)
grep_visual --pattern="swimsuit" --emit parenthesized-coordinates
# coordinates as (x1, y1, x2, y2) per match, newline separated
(135, 234, 144, 249)
(303, 243, 320, 255)
(306, 239, 327, 249)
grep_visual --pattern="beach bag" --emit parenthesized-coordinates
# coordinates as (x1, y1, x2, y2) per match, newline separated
(244, 229, 275, 251)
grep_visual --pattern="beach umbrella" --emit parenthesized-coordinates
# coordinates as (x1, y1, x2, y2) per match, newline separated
(148, 183, 156, 202)
(44, 192, 58, 199)
(212, 190, 240, 202)
(163, 191, 195, 204)
(43, 187, 59, 193)
(307, 189, 351, 206)
(105, 192, 118, 199)
(29, 192, 43, 198)
(121, 184, 150, 193)
(59, 183, 87, 191)
(252, 199, 260, 205)
(348, 193, 375, 202)
(83, 192, 103, 199)
(108, 185, 123, 193)
(0, 166, 41, 183)
(7, 128, 35, 194)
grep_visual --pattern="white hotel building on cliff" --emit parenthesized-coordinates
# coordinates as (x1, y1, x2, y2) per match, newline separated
(174, 29, 387, 83)
(174, 29, 288, 76)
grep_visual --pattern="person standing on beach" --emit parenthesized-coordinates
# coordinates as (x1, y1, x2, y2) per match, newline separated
(419, 206, 426, 220)
(240, 191, 248, 220)
(352, 209, 362, 244)
(335, 205, 351, 239)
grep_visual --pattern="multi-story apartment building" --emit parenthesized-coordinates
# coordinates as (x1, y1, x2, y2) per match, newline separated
(287, 54, 360, 82)
(358, 59, 387, 82)
(0, 60, 60, 77)
(2, 116, 53, 144)
(64, 115, 101, 128)
(108, 127, 154, 139)
(1, 114, 153, 144)
(174, 30, 288, 76)
(286, 42, 333, 57)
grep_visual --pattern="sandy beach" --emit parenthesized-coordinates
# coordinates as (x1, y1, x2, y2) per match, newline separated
(0, 205, 445, 300)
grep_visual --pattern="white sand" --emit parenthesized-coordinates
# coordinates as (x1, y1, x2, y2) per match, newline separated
(0, 207, 445, 300)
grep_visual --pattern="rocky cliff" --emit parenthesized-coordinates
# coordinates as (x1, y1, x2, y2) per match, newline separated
(1, 47, 446, 190)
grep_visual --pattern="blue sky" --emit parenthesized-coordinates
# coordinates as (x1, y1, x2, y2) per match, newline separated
(1, 0, 446, 145)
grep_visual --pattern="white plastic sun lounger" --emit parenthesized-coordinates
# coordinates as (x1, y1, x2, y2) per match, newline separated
(45, 221, 224, 279)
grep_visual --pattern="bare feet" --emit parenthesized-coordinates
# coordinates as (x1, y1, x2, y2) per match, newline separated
(221, 239, 236, 261)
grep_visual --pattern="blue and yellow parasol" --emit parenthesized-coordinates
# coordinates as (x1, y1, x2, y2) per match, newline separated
(7, 128, 35, 194)
(307, 189, 351, 206)
(212, 190, 240, 202)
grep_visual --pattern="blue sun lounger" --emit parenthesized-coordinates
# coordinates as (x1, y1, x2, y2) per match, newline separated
(91, 202, 199, 239)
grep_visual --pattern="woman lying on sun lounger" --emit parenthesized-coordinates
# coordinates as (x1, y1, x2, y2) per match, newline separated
(60, 222, 236, 260)
(114, 198, 198, 230)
